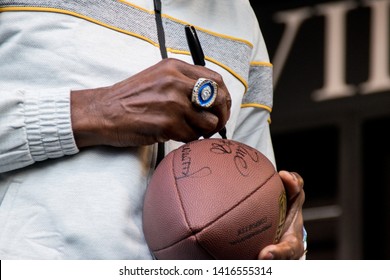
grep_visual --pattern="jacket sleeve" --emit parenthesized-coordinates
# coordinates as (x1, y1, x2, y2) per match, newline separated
(231, 7, 276, 167)
(0, 88, 79, 173)
(232, 60, 276, 167)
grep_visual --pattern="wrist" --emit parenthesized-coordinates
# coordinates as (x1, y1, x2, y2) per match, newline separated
(70, 87, 107, 148)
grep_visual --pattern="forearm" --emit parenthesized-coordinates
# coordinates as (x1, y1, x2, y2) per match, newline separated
(0, 89, 79, 173)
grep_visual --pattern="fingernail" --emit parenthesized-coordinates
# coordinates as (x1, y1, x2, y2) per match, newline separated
(289, 172, 297, 181)
(264, 252, 274, 260)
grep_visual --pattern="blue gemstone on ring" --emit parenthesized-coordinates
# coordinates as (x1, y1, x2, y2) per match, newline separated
(198, 82, 215, 106)
(192, 78, 218, 108)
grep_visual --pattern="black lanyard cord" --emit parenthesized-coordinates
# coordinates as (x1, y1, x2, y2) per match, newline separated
(154, 0, 167, 167)
(154, 0, 168, 60)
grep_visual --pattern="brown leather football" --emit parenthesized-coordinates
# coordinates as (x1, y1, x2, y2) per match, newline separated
(142, 138, 286, 259)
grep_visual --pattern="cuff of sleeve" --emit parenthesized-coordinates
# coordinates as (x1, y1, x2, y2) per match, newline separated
(300, 226, 308, 260)
(24, 89, 79, 161)
(299, 242, 307, 260)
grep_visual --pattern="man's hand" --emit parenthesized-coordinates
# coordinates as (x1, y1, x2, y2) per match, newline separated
(71, 58, 231, 148)
(258, 171, 306, 260)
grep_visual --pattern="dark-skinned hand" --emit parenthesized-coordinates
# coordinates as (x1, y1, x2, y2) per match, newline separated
(258, 171, 306, 260)
(71, 58, 231, 148)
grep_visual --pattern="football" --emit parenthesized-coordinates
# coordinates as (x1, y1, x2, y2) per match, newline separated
(142, 138, 286, 259)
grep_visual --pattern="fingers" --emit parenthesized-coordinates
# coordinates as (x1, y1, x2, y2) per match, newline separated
(258, 234, 304, 260)
(278, 171, 305, 233)
(185, 110, 219, 138)
(171, 58, 232, 136)
(191, 72, 231, 133)
(259, 204, 305, 260)
(147, 58, 231, 142)
(257, 171, 306, 260)
(278, 171, 305, 202)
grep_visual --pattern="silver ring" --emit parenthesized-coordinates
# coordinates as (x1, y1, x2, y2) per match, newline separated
(192, 78, 218, 108)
